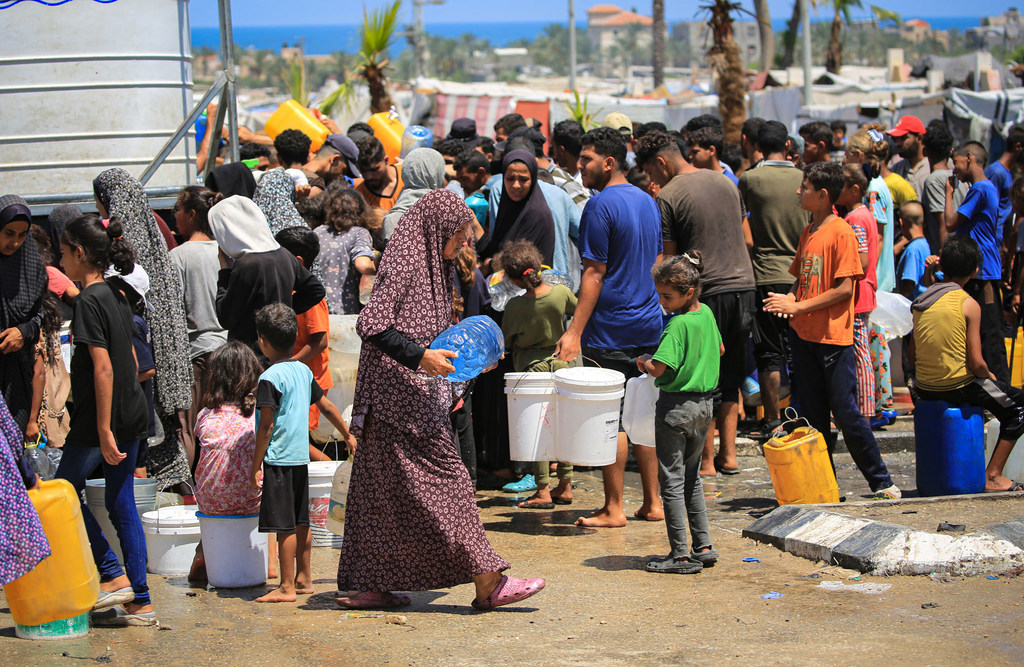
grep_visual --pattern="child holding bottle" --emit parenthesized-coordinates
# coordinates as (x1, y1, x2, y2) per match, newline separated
(637, 252, 723, 575)
(500, 240, 579, 509)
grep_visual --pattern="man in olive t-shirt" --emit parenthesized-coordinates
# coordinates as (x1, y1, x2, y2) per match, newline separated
(737, 120, 809, 432)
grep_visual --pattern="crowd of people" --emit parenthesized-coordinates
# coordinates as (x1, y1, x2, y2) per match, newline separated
(2, 104, 1024, 621)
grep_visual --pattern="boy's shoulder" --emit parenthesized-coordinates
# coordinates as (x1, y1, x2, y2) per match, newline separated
(260, 359, 313, 385)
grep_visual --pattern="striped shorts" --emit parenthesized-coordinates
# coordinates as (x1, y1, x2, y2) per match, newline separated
(853, 314, 874, 418)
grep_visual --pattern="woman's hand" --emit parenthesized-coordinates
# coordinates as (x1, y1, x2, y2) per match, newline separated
(99, 432, 126, 466)
(0, 327, 25, 353)
(251, 468, 263, 490)
(420, 348, 458, 377)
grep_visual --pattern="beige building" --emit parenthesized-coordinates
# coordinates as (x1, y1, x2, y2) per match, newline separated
(587, 4, 654, 77)
(672, 20, 761, 68)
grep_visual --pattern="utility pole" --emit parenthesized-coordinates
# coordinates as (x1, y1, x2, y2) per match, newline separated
(413, 0, 444, 81)
(569, 0, 577, 92)
(800, 0, 812, 107)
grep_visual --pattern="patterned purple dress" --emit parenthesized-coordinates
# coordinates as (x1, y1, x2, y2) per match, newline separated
(336, 189, 509, 592)
(0, 393, 50, 585)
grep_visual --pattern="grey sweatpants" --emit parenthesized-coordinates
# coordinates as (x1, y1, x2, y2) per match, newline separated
(655, 392, 714, 558)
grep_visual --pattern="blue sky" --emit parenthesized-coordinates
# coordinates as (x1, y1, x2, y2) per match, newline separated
(190, 0, 1009, 27)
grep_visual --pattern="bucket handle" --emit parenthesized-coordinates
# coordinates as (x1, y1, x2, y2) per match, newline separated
(513, 354, 602, 391)
(777, 406, 811, 435)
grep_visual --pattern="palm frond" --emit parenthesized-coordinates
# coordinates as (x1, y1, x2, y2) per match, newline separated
(317, 81, 355, 117)
(870, 4, 901, 26)
(361, 0, 403, 63)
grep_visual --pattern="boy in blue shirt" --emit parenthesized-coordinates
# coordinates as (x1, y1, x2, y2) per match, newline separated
(251, 303, 354, 603)
(896, 201, 930, 301)
(944, 141, 1008, 383)
(985, 123, 1023, 240)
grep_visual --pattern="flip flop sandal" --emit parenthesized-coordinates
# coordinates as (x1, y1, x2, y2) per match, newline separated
(336, 592, 412, 609)
(985, 481, 1024, 493)
(92, 586, 135, 612)
(551, 496, 573, 505)
(518, 500, 555, 509)
(645, 556, 703, 575)
(714, 457, 740, 475)
(471, 575, 545, 610)
(91, 604, 158, 627)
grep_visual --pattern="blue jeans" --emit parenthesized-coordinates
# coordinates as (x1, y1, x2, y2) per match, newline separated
(56, 440, 150, 606)
(655, 393, 714, 558)
(789, 333, 894, 492)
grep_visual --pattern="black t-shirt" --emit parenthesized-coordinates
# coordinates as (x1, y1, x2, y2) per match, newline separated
(67, 282, 150, 447)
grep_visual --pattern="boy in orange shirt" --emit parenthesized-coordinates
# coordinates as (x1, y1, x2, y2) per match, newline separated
(274, 228, 336, 456)
(764, 162, 900, 500)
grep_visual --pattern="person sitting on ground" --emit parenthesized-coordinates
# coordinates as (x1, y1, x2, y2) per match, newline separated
(638, 251, 723, 575)
(763, 161, 901, 500)
(688, 127, 738, 185)
(250, 303, 355, 603)
(910, 235, 1024, 492)
(354, 135, 403, 215)
(500, 240, 580, 510)
(189, 341, 264, 582)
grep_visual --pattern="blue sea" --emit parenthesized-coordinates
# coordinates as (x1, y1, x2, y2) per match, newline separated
(193, 16, 983, 54)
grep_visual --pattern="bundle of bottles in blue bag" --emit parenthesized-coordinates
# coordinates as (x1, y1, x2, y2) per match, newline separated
(428, 315, 505, 382)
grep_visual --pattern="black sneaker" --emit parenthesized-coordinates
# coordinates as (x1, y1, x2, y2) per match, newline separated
(645, 556, 703, 575)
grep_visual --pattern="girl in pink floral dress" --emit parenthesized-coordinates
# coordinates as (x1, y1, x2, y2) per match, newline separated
(189, 342, 263, 580)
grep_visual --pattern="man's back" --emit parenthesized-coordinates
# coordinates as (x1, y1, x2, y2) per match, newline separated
(577, 183, 662, 350)
(738, 162, 808, 286)
(658, 170, 754, 296)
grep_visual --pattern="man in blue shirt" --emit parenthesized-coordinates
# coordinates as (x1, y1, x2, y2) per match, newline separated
(555, 127, 664, 529)
(985, 123, 1024, 242)
(945, 141, 1009, 383)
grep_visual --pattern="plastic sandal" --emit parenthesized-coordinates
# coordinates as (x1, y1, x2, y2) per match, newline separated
(689, 546, 719, 567)
(92, 586, 135, 612)
(645, 556, 703, 575)
(502, 475, 537, 493)
(91, 603, 158, 627)
(471, 575, 545, 610)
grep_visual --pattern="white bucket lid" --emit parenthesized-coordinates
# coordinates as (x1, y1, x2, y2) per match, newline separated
(141, 506, 200, 534)
(308, 461, 342, 478)
(554, 367, 625, 391)
(504, 372, 555, 392)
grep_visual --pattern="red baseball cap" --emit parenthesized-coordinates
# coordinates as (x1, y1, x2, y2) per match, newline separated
(887, 115, 926, 137)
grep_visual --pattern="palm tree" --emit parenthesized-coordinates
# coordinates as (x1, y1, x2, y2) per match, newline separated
(653, 0, 666, 88)
(824, 0, 860, 73)
(753, 0, 774, 71)
(780, 0, 821, 68)
(358, 0, 402, 113)
(701, 0, 747, 143)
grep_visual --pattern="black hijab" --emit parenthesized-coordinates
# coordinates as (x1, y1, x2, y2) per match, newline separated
(0, 195, 48, 432)
(204, 162, 257, 198)
(46, 204, 82, 263)
(483, 149, 555, 266)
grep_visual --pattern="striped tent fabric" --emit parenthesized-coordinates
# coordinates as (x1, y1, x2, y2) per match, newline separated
(431, 93, 516, 140)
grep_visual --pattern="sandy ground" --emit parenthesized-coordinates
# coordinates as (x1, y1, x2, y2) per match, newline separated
(3, 448, 1023, 666)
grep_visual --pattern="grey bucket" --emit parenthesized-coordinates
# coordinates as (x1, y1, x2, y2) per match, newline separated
(84, 478, 159, 562)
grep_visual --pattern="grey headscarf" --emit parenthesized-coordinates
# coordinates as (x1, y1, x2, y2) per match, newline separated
(92, 168, 193, 414)
(382, 148, 446, 240)
(46, 204, 83, 260)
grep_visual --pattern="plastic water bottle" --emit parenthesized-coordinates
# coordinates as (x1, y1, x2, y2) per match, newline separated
(429, 315, 505, 382)
(541, 268, 573, 291)
(466, 191, 488, 226)
(400, 125, 434, 159)
(24, 440, 56, 481)
(487, 271, 526, 312)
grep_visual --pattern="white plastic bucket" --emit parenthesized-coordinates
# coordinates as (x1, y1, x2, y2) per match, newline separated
(141, 506, 200, 575)
(505, 372, 556, 461)
(15, 612, 89, 641)
(554, 368, 625, 466)
(196, 513, 268, 588)
(84, 478, 158, 562)
(308, 461, 343, 548)
(985, 418, 1024, 483)
(313, 315, 361, 442)
(325, 459, 352, 538)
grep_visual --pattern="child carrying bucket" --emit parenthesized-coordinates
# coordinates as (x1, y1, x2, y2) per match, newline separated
(637, 252, 723, 575)
(188, 341, 264, 582)
(500, 240, 580, 509)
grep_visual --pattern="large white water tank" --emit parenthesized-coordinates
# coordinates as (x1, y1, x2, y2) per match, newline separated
(0, 0, 195, 205)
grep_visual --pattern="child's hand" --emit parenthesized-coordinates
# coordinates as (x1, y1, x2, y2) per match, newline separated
(636, 354, 652, 373)
(924, 255, 940, 272)
(345, 433, 358, 454)
(251, 469, 263, 490)
(763, 292, 798, 318)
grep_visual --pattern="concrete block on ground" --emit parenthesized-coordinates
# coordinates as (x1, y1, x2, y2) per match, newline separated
(979, 515, 1024, 550)
(783, 512, 872, 562)
(829, 521, 913, 572)
(741, 505, 815, 549)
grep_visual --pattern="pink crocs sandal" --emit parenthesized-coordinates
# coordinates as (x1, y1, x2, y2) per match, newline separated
(471, 575, 546, 610)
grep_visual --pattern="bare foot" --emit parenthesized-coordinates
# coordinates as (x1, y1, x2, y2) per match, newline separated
(255, 587, 297, 603)
(985, 474, 1021, 491)
(699, 466, 717, 477)
(575, 507, 627, 528)
(634, 506, 665, 521)
(294, 580, 314, 595)
(335, 592, 411, 609)
(268, 566, 279, 579)
(188, 555, 207, 582)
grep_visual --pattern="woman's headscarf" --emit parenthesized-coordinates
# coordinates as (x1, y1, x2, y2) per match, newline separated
(253, 169, 307, 236)
(205, 162, 257, 199)
(46, 204, 82, 260)
(0, 195, 48, 431)
(481, 149, 555, 266)
(92, 168, 193, 413)
(208, 195, 281, 260)
(381, 148, 446, 240)
(353, 189, 475, 436)
(0, 393, 50, 585)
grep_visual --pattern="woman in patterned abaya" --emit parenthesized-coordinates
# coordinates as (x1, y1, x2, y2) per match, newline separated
(335, 189, 545, 610)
